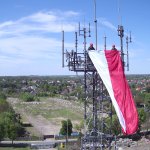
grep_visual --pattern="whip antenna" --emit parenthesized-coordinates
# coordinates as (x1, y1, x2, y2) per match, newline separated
(62, 30, 64, 67)
(94, 0, 98, 50)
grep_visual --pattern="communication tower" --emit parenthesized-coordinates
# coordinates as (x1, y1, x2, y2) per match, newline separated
(62, 1, 131, 150)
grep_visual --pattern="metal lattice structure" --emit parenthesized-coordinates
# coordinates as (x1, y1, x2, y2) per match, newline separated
(62, 2, 131, 149)
(62, 24, 114, 149)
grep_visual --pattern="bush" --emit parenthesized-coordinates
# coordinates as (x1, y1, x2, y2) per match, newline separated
(0, 93, 7, 101)
(131, 133, 141, 141)
(138, 109, 147, 124)
(0, 93, 9, 113)
(20, 93, 39, 102)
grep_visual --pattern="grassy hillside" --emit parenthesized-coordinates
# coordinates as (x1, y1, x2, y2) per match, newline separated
(7, 97, 84, 136)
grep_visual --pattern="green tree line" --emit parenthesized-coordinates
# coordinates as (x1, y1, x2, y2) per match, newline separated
(0, 93, 25, 143)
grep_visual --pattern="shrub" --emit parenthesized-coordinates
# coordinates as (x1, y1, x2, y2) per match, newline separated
(20, 93, 39, 102)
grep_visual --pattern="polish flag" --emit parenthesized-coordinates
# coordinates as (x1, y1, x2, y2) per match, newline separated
(89, 50, 138, 135)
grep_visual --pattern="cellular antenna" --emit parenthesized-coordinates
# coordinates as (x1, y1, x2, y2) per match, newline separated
(62, 30, 64, 68)
(126, 31, 132, 71)
(130, 31, 132, 43)
(118, 25, 124, 66)
(104, 35, 107, 50)
(75, 31, 78, 53)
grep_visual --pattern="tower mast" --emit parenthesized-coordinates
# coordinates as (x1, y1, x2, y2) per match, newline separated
(61, 0, 131, 149)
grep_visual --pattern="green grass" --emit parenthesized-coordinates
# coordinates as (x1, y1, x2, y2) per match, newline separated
(44, 108, 83, 121)
(15, 98, 83, 121)
(7, 97, 84, 136)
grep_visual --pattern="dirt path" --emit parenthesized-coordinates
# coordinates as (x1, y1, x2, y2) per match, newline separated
(7, 97, 83, 136)
(7, 97, 61, 135)
(25, 114, 60, 135)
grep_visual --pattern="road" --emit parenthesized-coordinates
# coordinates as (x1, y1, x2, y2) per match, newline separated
(1, 139, 77, 150)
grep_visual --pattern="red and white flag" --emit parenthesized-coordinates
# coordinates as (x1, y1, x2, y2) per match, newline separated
(89, 50, 138, 135)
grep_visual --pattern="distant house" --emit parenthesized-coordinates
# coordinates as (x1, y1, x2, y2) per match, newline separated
(136, 87, 141, 91)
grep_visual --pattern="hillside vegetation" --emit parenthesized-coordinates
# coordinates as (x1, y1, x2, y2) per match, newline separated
(7, 97, 84, 136)
(1, 75, 150, 138)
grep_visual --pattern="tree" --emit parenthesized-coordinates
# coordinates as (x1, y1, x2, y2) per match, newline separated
(144, 93, 150, 107)
(3, 112, 24, 143)
(0, 93, 9, 113)
(111, 115, 121, 135)
(0, 92, 25, 142)
(0, 122, 5, 142)
(146, 86, 150, 93)
(60, 119, 73, 136)
(138, 108, 147, 132)
(106, 115, 121, 135)
(134, 93, 145, 105)
(138, 109, 147, 123)
(7, 123, 18, 144)
(0, 93, 6, 100)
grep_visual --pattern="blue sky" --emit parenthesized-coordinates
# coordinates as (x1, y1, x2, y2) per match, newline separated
(0, 0, 149, 76)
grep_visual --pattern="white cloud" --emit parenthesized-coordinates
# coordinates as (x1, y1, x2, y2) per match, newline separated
(0, 10, 79, 56)
(0, 10, 79, 38)
(0, 10, 80, 75)
(99, 18, 117, 31)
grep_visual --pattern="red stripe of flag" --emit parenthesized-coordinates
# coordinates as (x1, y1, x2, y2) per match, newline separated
(105, 50, 138, 135)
